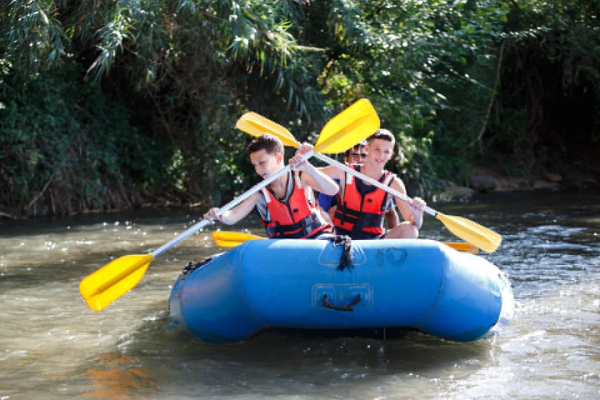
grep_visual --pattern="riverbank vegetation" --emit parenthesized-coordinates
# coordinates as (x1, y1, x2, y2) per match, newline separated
(1, 0, 599, 217)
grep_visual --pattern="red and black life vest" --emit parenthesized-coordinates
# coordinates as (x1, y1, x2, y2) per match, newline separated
(260, 172, 332, 239)
(332, 165, 395, 239)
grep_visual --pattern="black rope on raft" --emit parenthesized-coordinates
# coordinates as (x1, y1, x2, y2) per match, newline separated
(330, 234, 353, 271)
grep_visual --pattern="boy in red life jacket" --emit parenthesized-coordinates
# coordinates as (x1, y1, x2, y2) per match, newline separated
(203, 134, 338, 239)
(320, 129, 426, 240)
(317, 141, 400, 228)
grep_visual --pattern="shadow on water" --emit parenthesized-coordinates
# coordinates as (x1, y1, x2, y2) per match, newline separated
(86, 302, 499, 398)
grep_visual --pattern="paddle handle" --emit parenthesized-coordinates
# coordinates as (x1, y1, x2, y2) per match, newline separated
(151, 150, 315, 257)
(314, 153, 438, 218)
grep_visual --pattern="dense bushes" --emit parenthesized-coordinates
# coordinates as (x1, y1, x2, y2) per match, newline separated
(0, 66, 168, 216)
(484, 0, 600, 179)
(1, 0, 599, 217)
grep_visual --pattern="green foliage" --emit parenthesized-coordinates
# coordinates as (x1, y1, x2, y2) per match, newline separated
(0, 65, 168, 216)
(480, 0, 600, 178)
(0, 0, 67, 76)
(1, 0, 599, 216)
(312, 0, 510, 188)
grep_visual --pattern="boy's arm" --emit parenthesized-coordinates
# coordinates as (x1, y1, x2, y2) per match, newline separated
(203, 192, 261, 225)
(319, 164, 346, 182)
(289, 144, 339, 196)
(390, 178, 425, 229)
(299, 163, 339, 196)
(385, 204, 400, 228)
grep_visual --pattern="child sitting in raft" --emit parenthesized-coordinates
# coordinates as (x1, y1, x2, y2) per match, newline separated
(203, 133, 338, 239)
(320, 129, 426, 240)
(317, 140, 400, 229)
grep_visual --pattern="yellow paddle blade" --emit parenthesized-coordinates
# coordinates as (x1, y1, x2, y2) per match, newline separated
(211, 231, 265, 248)
(236, 112, 299, 147)
(79, 253, 154, 311)
(314, 99, 380, 154)
(213, 238, 241, 248)
(436, 214, 502, 253)
(212, 231, 264, 242)
(443, 242, 479, 255)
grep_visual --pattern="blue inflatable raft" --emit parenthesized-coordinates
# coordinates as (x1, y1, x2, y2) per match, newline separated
(169, 238, 513, 343)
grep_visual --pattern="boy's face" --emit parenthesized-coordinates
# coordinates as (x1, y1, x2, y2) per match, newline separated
(345, 145, 367, 164)
(250, 149, 283, 180)
(366, 139, 394, 168)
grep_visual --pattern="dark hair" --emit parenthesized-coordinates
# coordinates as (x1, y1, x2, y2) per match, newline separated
(343, 140, 367, 158)
(247, 133, 284, 156)
(367, 129, 395, 146)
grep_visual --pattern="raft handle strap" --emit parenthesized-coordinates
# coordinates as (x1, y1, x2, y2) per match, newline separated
(322, 294, 361, 311)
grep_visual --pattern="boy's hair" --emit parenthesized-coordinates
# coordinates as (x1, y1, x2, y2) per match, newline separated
(367, 129, 395, 146)
(247, 133, 284, 156)
(343, 140, 367, 158)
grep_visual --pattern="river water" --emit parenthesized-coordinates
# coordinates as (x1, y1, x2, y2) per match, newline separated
(1, 189, 599, 399)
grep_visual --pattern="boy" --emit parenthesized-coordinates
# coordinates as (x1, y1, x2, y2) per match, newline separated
(317, 140, 400, 228)
(203, 133, 338, 238)
(320, 129, 425, 240)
